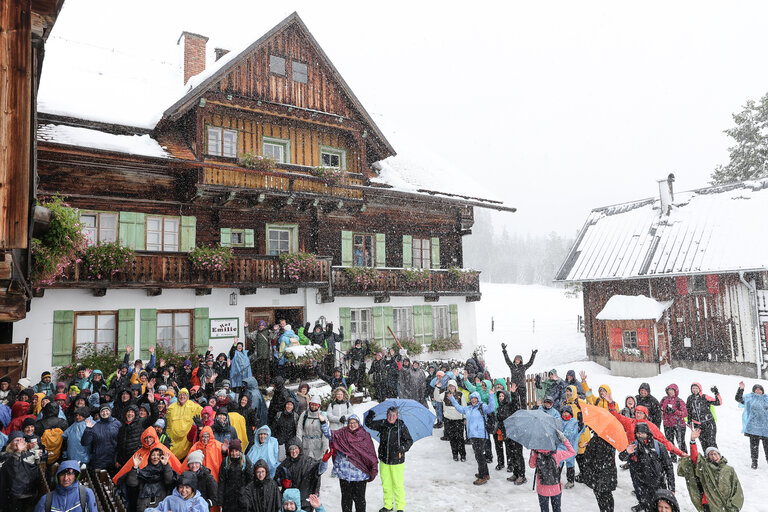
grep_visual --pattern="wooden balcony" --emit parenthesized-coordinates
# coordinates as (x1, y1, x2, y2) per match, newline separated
(331, 267, 481, 299)
(200, 162, 364, 201)
(43, 252, 333, 292)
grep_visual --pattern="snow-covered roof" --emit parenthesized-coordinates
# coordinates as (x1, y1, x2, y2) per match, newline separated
(596, 295, 673, 321)
(37, 124, 171, 159)
(556, 178, 768, 282)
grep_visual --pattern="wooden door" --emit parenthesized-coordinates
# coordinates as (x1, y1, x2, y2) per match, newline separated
(245, 308, 274, 329)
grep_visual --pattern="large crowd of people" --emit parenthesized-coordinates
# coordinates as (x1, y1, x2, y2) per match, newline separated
(0, 324, 756, 512)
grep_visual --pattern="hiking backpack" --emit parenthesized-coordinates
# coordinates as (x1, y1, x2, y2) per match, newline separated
(535, 451, 559, 486)
(44, 483, 89, 512)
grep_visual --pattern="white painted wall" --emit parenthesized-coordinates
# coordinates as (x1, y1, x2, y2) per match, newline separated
(13, 287, 478, 379)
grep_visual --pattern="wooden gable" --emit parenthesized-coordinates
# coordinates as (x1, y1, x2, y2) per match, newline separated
(216, 24, 355, 119)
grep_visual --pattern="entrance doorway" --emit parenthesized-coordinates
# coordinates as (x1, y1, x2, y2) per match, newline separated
(245, 307, 305, 331)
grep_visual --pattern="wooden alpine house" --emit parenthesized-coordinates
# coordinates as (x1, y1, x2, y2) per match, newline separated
(11, 12, 514, 378)
(556, 175, 768, 378)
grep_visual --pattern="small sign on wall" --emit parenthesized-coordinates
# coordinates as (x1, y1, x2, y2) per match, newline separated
(210, 318, 239, 339)
(683, 337, 692, 348)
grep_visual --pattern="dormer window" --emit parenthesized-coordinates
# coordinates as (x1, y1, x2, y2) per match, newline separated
(270, 55, 286, 76)
(319, 145, 346, 170)
(292, 61, 308, 83)
(207, 126, 238, 158)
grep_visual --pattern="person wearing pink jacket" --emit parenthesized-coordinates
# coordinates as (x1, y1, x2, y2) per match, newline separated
(529, 433, 575, 512)
(659, 384, 688, 460)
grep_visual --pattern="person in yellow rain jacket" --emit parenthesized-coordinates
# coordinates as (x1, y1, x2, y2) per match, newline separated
(579, 371, 613, 409)
(228, 410, 248, 452)
(563, 385, 592, 483)
(166, 388, 203, 460)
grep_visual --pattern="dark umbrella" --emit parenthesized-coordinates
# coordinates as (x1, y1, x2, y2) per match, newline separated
(504, 409, 560, 451)
(363, 398, 435, 442)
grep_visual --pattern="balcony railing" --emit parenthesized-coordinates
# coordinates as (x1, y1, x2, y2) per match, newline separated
(331, 267, 481, 296)
(45, 252, 333, 290)
(201, 162, 364, 200)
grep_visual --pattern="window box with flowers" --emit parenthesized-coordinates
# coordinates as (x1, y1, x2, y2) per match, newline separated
(81, 241, 135, 280)
(616, 347, 643, 358)
(310, 166, 347, 184)
(238, 152, 277, 172)
(429, 337, 462, 352)
(279, 252, 322, 281)
(402, 267, 431, 290)
(344, 266, 381, 291)
(448, 267, 479, 288)
(31, 195, 88, 286)
(188, 245, 233, 274)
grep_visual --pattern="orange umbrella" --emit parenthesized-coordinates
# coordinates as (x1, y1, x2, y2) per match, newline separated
(579, 400, 628, 452)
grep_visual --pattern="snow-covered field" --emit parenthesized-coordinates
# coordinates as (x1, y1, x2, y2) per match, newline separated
(315, 283, 767, 511)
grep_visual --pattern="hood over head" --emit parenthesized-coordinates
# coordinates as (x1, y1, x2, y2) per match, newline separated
(638, 382, 651, 394)
(565, 385, 579, 401)
(469, 391, 482, 403)
(141, 426, 160, 449)
(635, 405, 649, 419)
(282, 487, 302, 506)
(652, 489, 680, 512)
(665, 384, 679, 397)
(565, 370, 577, 382)
(598, 384, 612, 396)
(178, 471, 198, 491)
(56, 460, 81, 477)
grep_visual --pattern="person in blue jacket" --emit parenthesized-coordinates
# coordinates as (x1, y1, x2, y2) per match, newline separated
(81, 404, 121, 472)
(449, 390, 496, 486)
(34, 460, 98, 512)
(559, 405, 585, 489)
(145, 471, 209, 512)
(62, 408, 91, 466)
(736, 380, 768, 469)
(246, 425, 280, 478)
(282, 488, 328, 511)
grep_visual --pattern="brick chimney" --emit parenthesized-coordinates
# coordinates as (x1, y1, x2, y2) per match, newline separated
(178, 31, 208, 84)
(215, 48, 230, 61)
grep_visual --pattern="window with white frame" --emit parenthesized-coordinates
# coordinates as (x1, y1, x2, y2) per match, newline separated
(393, 307, 413, 341)
(270, 55, 286, 75)
(353, 234, 375, 267)
(230, 229, 244, 247)
(146, 217, 179, 252)
(81, 212, 118, 246)
(432, 305, 450, 340)
(262, 137, 290, 163)
(75, 312, 116, 354)
(412, 237, 431, 269)
(292, 61, 308, 83)
(622, 330, 638, 349)
(319, 145, 346, 170)
(206, 126, 238, 158)
(267, 225, 297, 255)
(157, 310, 192, 353)
(350, 308, 372, 341)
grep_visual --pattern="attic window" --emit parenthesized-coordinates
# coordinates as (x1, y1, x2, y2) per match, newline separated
(292, 61, 308, 83)
(207, 126, 238, 158)
(269, 55, 286, 76)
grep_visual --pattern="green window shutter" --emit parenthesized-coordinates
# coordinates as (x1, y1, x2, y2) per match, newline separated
(194, 308, 210, 355)
(402, 235, 412, 268)
(423, 305, 433, 345)
(413, 305, 424, 344)
(431, 237, 440, 269)
(339, 307, 351, 352)
(375, 233, 386, 268)
(449, 304, 459, 341)
(117, 309, 135, 354)
(180, 216, 197, 252)
(372, 307, 384, 344)
(244, 229, 255, 248)
(52, 310, 74, 366)
(119, 212, 146, 250)
(383, 306, 394, 346)
(139, 309, 157, 359)
(341, 231, 353, 266)
(220, 228, 232, 247)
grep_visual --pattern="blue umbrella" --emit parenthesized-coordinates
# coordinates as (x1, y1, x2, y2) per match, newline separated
(363, 399, 435, 442)
(504, 409, 561, 451)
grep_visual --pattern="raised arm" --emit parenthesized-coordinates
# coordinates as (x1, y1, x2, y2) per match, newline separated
(448, 395, 469, 415)
(735, 382, 745, 404)
(522, 350, 537, 370)
(648, 422, 685, 457)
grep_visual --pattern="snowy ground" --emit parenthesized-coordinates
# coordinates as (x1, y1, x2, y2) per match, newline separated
(311, 283, 767, 511)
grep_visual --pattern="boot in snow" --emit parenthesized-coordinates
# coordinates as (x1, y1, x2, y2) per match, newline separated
(495, 462, 504, 471)
(565, 467, 575, 488)
(752, 460, 758, 469)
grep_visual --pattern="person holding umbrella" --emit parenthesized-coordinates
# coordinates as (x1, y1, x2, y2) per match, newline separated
(530, 430, 575, 512)
(448, 390, 497, 485)
(364, 406, 413, 512)
(320, 413, 378, 512)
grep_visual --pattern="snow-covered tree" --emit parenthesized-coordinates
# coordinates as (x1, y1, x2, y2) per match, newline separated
(711, 92, 768, 184)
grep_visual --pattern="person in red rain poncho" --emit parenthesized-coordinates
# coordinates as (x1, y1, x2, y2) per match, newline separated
(606, 395, 686, 458)
(5, 401, 35, 434)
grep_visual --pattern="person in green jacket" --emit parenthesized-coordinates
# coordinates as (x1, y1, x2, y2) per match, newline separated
(678, 428, 743, 512)
(461, 371, 492, 405)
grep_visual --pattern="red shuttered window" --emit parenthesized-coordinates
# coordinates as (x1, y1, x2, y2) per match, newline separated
(637, 328, 650, 348)
(610, 328, 623, 348)
(676, 276, 688, 295)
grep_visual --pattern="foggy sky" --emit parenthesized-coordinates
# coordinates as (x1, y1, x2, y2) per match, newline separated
(47, 0, 768, 236)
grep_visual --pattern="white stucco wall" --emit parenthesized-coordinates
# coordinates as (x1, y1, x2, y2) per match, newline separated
(13, 287, 478, 379)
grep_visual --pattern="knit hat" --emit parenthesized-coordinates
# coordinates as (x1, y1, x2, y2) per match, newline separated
(17, 378, 31, 388)
(548, 369, 558, 376)
(229, 438, 242, 452)
(287, 438, 301, 451)
(183, 359, 192, 367)
(55, 393, 67, 400)
(154, 418, 166, 429)
(543, 396, 554, 404)
(41, 371, 51, 379)
(75, 407, 90, 419)
(221, 379, 231, 388)
(99, 404, 112, 413)
(187, 450, 205, 465)
(309, 395, 322, 406)
(705, 446, 721, 457)
(8, 431, 25, 443)
(22, 417, 37, 429)
(347, 414, 361, 425)
(56, 382, 66, 389)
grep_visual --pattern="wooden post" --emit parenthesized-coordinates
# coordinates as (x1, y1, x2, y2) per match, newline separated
(0, 0, 32, 249)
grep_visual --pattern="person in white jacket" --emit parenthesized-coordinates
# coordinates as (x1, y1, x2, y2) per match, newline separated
(297, 395, 328, 459)
(434, 379, 467, 461)
(326, 387, 351, 431)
